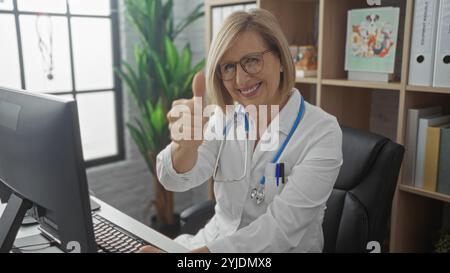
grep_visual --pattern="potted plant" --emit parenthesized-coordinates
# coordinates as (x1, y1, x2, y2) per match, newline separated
(435, 228, 450, 253)
(116, 0, 205, 237)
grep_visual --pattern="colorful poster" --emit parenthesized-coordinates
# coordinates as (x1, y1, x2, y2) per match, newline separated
(345, 7, 400, 73)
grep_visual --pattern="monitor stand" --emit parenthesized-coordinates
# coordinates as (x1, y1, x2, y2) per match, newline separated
(0, 193, 32, 253)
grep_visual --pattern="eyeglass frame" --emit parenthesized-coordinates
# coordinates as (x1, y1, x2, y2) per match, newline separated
(217, 49, 273, 81)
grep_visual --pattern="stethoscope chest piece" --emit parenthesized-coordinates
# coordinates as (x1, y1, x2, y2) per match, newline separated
(250, 185, 265, 205)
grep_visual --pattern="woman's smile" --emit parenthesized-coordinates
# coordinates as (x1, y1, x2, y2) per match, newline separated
(237, 82, 262, 99)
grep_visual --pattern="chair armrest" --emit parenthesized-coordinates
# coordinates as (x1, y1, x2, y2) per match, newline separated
(179, 200, 215, 235)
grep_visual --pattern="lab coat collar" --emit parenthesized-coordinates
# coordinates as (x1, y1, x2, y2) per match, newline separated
(250, 88, 303, 165)
(278, 88, 301, 136)
(233, 88, 302, 136)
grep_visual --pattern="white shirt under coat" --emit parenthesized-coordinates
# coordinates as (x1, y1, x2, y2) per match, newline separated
(156, 88, 343, 253)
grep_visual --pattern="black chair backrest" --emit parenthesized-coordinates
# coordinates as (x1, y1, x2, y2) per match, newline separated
(322, 126, 404, 253)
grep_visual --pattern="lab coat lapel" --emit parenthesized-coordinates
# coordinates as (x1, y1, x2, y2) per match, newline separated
(251, 89, 301, 168)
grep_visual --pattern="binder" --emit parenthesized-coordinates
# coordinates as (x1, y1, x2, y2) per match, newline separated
(423, 123, 450, 192)
(404, 106, 442, 185)
(408, 0, 440, 86)
(437, 127, 450, 195)
(415, 115, 450, 188)
(433, 0, 450, 88)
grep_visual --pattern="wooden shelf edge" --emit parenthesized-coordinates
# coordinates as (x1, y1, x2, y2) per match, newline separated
(322, 79, 401, 91)
(398, 184, 450, 203)
(295, 77, 318, 84)
(406, 85, 450, 94)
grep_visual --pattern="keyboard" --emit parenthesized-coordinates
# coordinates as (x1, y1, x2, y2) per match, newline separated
(92, 214, 152, 253)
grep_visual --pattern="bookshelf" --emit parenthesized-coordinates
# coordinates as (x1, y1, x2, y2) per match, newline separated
(204, 0, 450, 252)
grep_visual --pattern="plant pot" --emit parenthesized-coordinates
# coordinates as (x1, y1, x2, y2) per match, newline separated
(151, 213, 181, 239)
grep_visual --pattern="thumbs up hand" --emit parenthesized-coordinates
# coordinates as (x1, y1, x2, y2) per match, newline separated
(167, 71, 209, 149)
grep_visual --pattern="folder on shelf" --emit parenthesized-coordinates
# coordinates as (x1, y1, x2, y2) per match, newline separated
(437, 127, 450, 195)
(433, 0, 450, 88)
(408, 0, 440, 87)
(423, 123, 450, 192)
(404, 106, 442, 186)
(415, 115, 450, 188)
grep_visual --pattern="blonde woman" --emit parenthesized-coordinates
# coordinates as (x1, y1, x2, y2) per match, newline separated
(142, 9, 342, 253)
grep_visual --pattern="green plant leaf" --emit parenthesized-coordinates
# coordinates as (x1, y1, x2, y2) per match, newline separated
(150, 100, 167, 137)
(147, 48, 169, 96)
(127, 123, 148, 155)
(164, 36, 178, 73)
(180, 44, 192, 75)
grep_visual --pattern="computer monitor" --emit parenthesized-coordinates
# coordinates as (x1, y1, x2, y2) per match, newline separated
(0, 87, 97, 253)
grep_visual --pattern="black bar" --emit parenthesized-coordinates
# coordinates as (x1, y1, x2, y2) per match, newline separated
(85, 154, 123, 169)
(110, 0, 125, 164)
(0, 193, 33, 253)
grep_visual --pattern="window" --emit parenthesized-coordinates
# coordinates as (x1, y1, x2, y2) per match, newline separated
(0, 0, 124, 167)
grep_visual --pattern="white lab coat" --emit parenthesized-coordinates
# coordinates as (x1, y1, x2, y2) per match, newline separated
(156, 89, 343, 252)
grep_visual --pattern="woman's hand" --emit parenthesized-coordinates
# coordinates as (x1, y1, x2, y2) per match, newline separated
(190, 246, 210, 253)
(167, 71, 208, 150)
(138, 245, 165, 253)
(168, 71, 209, 173)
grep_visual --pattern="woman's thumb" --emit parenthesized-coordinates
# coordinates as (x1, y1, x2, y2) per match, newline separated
(192, 71, 206, 99)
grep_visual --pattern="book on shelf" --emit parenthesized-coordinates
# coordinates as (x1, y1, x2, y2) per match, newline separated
(345, 7, 400, 82)
(290, 45, 317, 78)
(404, 106, 443, 186)
(437, 126, 450, 195)
(415, 115, 450, 189)
(423, 123, 450, 192)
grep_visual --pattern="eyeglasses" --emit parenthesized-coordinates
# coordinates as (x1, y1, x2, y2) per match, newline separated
(217, 49, 272, 81)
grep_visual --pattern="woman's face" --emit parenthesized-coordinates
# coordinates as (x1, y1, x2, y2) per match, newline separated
(219, 31, 283, 107)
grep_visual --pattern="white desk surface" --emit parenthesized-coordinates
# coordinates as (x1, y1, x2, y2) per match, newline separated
(0, 196, 188, 253)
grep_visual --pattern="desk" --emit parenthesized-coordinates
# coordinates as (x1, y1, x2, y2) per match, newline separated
(0, 196, 188, 253)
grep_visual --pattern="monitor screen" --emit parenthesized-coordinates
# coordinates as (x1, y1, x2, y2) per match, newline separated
(0, 87, 96, 252)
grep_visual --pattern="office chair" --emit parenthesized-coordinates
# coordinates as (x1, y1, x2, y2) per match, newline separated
(179, 126, 405, 252)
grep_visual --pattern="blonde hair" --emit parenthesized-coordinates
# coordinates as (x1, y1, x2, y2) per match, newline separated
(205, 9, 295, 110)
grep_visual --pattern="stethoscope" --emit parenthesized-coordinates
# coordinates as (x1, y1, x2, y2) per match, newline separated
(212, 95, 305, 205)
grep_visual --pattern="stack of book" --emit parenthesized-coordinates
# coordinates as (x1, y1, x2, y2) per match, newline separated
(404, 106, 450, 195)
